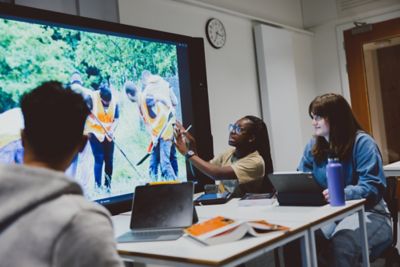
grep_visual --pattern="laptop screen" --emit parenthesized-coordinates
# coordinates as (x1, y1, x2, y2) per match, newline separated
(130, 183, 194, 230)
(268, 172, 324, 193)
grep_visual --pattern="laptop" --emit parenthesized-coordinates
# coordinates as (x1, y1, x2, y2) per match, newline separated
(268, 172, 327, 206)
(117, 182, 194, 243)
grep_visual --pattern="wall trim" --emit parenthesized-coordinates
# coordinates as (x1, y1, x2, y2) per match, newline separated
(171, 0, 313, 36)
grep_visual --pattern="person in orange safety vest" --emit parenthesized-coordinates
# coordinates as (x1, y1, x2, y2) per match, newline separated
(125, 74, 178, 181)
(86, 81, 119, 191)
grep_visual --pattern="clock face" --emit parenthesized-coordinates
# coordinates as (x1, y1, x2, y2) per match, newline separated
(206, 18, 226, 49)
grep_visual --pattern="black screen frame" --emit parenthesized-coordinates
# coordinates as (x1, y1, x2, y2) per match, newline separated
(0, 3, 214, 215)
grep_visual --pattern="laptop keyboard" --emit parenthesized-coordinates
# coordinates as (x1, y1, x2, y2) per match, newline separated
(118, 229, 184, 242)
(133, 230, 183, 238)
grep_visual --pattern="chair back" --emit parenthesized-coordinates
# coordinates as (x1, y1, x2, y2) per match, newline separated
(384, 177, 398, 248)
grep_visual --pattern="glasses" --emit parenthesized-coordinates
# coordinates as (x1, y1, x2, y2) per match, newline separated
(229, 123, 244, 135)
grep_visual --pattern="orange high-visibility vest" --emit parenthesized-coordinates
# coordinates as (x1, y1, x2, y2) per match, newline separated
(86, 91, 116, 142)
(138, 93, 174, 141)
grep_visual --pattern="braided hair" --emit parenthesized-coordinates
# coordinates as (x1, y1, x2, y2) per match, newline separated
(244, 115, 274, 192)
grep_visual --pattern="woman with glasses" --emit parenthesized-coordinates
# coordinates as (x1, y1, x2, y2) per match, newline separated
(287, 93, 391, 267)
(174, 115, 273, 196)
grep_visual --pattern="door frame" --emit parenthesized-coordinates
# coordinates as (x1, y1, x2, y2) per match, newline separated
(336, 9, 400, 107)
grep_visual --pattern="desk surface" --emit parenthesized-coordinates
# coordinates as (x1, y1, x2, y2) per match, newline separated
(113, 199, 365, 267)
(384, 161, 400, 177)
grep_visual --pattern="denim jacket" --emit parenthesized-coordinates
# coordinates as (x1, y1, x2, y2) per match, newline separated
(298, 132, 386, 209)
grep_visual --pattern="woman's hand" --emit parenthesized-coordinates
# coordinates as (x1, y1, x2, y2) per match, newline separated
(173, 121, 197, 154)
(323, 189, 329, 202)
(174, 130, 189, 155)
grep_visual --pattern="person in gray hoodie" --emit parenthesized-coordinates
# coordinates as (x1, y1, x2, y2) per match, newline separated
(0, 81, 123, 267)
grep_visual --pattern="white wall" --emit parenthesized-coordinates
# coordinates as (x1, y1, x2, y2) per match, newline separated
(255, 25, 315, 170)
(292, 32, 317, 151)
(118, 0, 302, 155)
(302, 0, 400, 28)
(184, 0, 304, 28)
(14, 0, 119, 22)
(307, 2, 400, 103)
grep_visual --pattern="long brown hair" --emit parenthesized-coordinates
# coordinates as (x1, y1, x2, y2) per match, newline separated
(309, 93, 363, 163)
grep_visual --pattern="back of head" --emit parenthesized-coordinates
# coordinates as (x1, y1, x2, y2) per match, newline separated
(70, 71, 83, 85)
(244, 115, 274, 192)
(99, 82, 112, 102)
(309, 93, 362, 161)
(21, 81, 89, 163)
(124, 80, 138, 98)
(141, 70, 152, 86)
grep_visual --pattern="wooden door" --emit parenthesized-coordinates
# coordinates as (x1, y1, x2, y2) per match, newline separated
(344, 17, 400, 133)
(344, 17, 400, 164)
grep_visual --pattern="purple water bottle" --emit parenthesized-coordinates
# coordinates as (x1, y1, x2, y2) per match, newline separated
(326, 157, 345, 206)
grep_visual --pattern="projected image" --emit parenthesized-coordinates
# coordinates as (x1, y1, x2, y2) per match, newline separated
(0, 18, 187, 200)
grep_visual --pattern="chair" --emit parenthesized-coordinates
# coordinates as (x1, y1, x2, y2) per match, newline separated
(370, 176, 400, 266)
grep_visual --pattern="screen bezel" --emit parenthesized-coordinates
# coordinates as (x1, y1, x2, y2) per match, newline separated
(0, 3, 214, 215)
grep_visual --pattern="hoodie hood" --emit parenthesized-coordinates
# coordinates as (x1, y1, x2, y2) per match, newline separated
(0, 164, 82, 230)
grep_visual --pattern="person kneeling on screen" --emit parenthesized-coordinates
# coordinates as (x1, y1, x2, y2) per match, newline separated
(125, 77, 178, 181)
(174, 116, 274, 197)
(0, 81, 123, 267)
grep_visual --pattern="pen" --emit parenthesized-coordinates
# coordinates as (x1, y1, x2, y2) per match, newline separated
(184, 124, 192, 133)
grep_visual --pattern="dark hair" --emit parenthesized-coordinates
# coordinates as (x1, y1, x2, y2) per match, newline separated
(244, 115, 274, 191)
(21, 81, 90, 163)
(309, 93, 362, 163)
(124, 81, 138, 97)
(99, 82, 112, 102)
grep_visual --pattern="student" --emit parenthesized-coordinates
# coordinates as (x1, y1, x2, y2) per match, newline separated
(174, 115, 274, 196)
(297, 93, 392, 266)
(0, 82, 123, 267)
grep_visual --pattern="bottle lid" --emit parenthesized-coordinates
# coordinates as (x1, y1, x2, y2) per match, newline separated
(327, 150, 338, 161)
(328, 157, 339, 162)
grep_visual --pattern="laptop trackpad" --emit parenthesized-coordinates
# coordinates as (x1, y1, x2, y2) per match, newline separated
(117, 230, 183, 243)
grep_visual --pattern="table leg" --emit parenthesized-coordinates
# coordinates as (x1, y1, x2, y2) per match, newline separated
(307, 229, 318, 267)
(300, 232, 311, 267)
(358, 207, 370, 267)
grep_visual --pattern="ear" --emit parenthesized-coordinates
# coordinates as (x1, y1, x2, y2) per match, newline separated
(79, 135, 88, 153)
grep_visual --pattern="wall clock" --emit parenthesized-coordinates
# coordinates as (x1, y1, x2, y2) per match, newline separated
(206, 18, 226, 49)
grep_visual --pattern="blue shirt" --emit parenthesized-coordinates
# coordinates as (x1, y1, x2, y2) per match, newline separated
(298, 132, 386, 207)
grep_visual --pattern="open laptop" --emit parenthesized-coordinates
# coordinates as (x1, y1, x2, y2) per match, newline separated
(268, 172, 327, 206)
(117, 182, 194, 243)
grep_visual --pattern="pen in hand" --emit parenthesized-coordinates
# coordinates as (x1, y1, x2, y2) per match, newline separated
(184, 124, 192, 134)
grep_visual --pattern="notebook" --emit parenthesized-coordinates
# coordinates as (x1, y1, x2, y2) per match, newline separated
(268, 172, 327, 206)
(117, 182, 195, 243)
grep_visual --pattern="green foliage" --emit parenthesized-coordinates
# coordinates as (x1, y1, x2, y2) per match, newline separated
(0, 18, 178, 98)
(0, 20, 73, 102)
(0, 88, 17, 113)
(0, 17, 185, 187)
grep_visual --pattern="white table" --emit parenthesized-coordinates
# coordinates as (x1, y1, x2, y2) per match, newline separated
(113, 199, 368, 267)
(384, 161, 400, 177)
